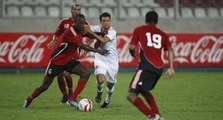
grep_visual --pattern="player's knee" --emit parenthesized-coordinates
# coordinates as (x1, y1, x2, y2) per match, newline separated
(127, 93, 136, 103)
(81, 70, 91, 79)
(97, 74, 105, 83)
(107, 82, 114, 89)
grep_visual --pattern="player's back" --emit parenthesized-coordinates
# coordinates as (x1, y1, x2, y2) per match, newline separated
(132, 24, 170, 68)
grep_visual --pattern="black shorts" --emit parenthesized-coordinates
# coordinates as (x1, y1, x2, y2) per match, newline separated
(129, 69, 162, 95)
(45, 60, 80, 78)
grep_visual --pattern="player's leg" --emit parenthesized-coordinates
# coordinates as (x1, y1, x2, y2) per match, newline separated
(66, 61, 90, 109)
(101, 81, 114, 108)
(101, 69, 118, 108)
(23, 63, 63, 109)
(127, 69, 156, 118)
(63, 71, 73, 96)
(57, 72, 69, 103)
(143, 92, 160, 115)
(66, 61, 90, 102)
(141, 71, 162, 117)
(95, 74, 105, 103)
(23, 75, 54, 109)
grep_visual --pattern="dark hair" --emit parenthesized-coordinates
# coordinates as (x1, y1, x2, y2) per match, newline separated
(145, 11, 158, 24)
(73, 14, 85, 21)
(99, 12, 111, 21)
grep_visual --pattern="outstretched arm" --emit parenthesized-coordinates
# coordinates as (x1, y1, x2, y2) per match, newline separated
(77, 43, 109, 56)
(84, 26, 109, 43)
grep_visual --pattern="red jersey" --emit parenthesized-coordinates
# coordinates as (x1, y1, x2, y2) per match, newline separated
(54, 17, 74, 37)
(50, 27, 84, 65)
(54, 17, 89, 37)
(130, 24, 171, 68)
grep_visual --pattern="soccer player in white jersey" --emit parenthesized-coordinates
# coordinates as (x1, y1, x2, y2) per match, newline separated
(85, 12, 119, 108)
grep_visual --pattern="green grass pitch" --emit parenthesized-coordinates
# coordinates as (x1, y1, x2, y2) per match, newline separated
(0, 71, 223, 120)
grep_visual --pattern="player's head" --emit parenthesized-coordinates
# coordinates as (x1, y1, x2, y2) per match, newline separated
(99, 12, 111, 33)
(145, 11, 158, 24)
(71, 4, 81, 17)
(73, 14, 86, 32)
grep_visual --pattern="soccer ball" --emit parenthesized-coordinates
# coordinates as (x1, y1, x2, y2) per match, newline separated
(78, 98, 93, 112)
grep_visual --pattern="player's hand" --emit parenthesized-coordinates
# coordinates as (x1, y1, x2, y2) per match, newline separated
(165, 68, 175, 79)
(47, 41, 55, 49)
(84, 25, 93, 34)
(132, 54, 139, 59)
(98, 49, 109, 56)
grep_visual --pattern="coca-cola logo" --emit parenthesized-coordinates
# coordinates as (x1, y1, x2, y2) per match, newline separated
(0, 33, 222, 67)
(0, 35, 48, 64)
(165, 35, 223, 64)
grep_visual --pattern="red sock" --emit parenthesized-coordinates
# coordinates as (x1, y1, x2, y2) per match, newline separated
(143, 92, 160, 115)
(69, 79, 87, 101)
(65, 75, 73, 95)
(133, 97, 156, 118)
(30, 88, 40, 99)
(57, 77, 68, 97)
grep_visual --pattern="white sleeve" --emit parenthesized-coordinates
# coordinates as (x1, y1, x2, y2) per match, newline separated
(90, 25, 98, 32)
(106, 29, 117, 41)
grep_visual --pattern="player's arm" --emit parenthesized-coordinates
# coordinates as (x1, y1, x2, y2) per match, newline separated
(48, 20, 64, 48)
(84, 26, 109, 43)
(83, 39, 94, 56)
(77, 43, 109, 56)
(129, 44, 138, 58)
(47, 35, 58, 48)
(165, 47, 175, 78)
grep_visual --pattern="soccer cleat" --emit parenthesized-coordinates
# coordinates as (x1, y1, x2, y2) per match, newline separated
(60, 96, 68, 103)
(66, 100, 79, 110)
(22, 96, 33, 109)
(95, 91, 102, 103)
(101, 101, 110, 108)
(149, 114, 164, 120)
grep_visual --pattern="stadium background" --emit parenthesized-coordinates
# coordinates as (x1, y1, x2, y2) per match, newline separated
(0, 0, 223, 71)
(0, 1, 223, 120)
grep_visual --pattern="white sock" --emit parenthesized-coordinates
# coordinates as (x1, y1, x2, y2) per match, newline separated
(105, 86, 114, 103)
(96, 82, 104, 92)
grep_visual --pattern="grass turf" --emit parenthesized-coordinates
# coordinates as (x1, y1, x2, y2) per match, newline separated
(0, 71, 223, 120)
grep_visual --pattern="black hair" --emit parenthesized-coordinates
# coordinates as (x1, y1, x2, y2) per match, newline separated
(99, 12, 111, 21)
(145, 11, 158, 24)
(73, 14, 85, 21)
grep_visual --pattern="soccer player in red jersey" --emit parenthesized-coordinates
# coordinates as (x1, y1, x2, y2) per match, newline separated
(23, 14, 108, 109)
(127, 11, 175, 120)
(47, 4, 87, 103)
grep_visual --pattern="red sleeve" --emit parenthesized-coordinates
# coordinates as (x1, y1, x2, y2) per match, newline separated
(162, 33, 172, 50)
(130, 28, 139, 46)
(54, 20, 64, 37)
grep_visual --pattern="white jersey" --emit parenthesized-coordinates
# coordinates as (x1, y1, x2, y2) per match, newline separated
(91, 25, 119, 83)
(91, 25, 119, 65)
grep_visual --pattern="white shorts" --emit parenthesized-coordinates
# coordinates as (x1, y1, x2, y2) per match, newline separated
(94, 62, 119, 84)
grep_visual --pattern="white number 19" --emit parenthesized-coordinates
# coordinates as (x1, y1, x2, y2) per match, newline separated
(146, 32, 162, 49)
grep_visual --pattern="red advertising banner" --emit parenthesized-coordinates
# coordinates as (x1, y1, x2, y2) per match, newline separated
(0, 33, 222, 68)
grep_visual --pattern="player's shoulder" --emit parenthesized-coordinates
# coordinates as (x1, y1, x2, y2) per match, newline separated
(108, 26, 117, 33)
(134, 24, 147, 31)
(155, 27, 168, 36)
(91, 25, 101, 29)
(59, 17, 72, 23)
